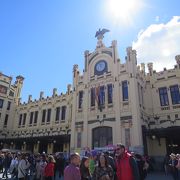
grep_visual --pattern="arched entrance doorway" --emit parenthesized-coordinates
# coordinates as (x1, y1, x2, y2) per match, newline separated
(92, 127, 112, 148)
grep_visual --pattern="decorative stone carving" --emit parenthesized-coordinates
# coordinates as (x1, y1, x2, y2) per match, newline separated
(141, 63, 145, 72)
(175, 55, 180, 64)
(147, 63, 153, 76)
(73, 64, 78, 72)
(28, 95, 32, 103)
(53, 88, 57, 97)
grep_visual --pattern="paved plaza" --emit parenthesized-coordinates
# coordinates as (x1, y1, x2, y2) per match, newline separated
(0, 171, 174, 180)
(146, 172, 173, 180)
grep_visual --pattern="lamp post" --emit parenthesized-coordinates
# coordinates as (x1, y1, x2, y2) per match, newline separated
(0, 142, 3, 149)
(23, 141, 26, 150)
(151, 133, 161, 146)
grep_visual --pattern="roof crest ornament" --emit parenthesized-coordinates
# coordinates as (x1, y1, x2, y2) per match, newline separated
(95, 28, 110, 48)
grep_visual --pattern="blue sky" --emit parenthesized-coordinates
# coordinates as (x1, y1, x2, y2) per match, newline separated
(0, 0, 180, 102)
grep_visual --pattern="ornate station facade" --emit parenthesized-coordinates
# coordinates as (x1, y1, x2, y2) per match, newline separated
(0, 32, 180, 161)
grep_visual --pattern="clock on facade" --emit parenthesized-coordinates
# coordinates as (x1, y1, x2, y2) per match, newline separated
(94, 60, 107, 75)
(95, 61, 106, 72)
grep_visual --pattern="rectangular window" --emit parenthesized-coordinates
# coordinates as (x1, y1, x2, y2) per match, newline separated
(47, 109, 51, 122)
(29, 112, 34, 125)
(170, 85, 180, 105)
(0, 85, 7, 94)
(18, 114, 22, 126)
(42, 109, 46, 123)
(159, 87, 169, 106)
(61, 106, 66, 120)
(137, 83, 144, 106)
(77, 132, 82, 148)
(107, 84, 113, 104)
(175, 114, 178, 119)
(7, 101, 11, 110)
(4, 114, 8, 127)
(23, 113, 26, 125)
(78, 91, 83, 109)
(34, 111, 38, 124)
(0, 99, 4, 108)
(55, 107, 60, 121)
(91, 88, 95, 106)
(99, 86, 105, 105)
(122, 81, 128, 101)
(9, 90, 14, 97)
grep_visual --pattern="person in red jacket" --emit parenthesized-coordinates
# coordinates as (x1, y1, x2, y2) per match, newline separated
(44, 155, 56, 180)
(115, 143, 140, 180)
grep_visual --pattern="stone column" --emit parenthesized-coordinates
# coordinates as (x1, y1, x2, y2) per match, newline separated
(33, 143, 39, 153)
(47, 143, 53, 154)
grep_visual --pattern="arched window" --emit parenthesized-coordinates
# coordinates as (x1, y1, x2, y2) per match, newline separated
(92, 127, 112, 148)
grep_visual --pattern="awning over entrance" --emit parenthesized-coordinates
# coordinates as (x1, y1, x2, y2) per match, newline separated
(0, 134, 70, 153)
(145, 126, 180, 139)
(143, 126, 180, 154)
(0, 134, 70, 144)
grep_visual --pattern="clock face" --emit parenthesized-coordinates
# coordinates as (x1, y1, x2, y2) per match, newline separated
(96, 61, 106, 72)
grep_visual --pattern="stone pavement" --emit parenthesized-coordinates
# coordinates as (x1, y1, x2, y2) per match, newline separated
(146, 172, 173, 180)
(0, 171, 174, 180)
(0, 172, 63, 180)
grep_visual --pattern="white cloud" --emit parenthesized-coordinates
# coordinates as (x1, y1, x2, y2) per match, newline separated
(132, 16, 180, 72)
(155, 16, 160, 22)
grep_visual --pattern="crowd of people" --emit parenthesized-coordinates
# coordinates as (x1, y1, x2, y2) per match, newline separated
(3, 144, 178, 180)
(0, 151, 66, 180)
(164, 153, 180, 180)
(64, 143, 150, 180)
(0, 143, 151, 180)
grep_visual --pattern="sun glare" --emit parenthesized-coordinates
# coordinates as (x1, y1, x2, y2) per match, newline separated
(105, 0, 143, 25)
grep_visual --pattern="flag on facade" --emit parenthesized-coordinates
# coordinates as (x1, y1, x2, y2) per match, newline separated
(95, 86, 102, 112)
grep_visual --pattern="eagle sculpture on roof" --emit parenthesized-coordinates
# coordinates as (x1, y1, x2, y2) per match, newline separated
(95, 28, 110, 39)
